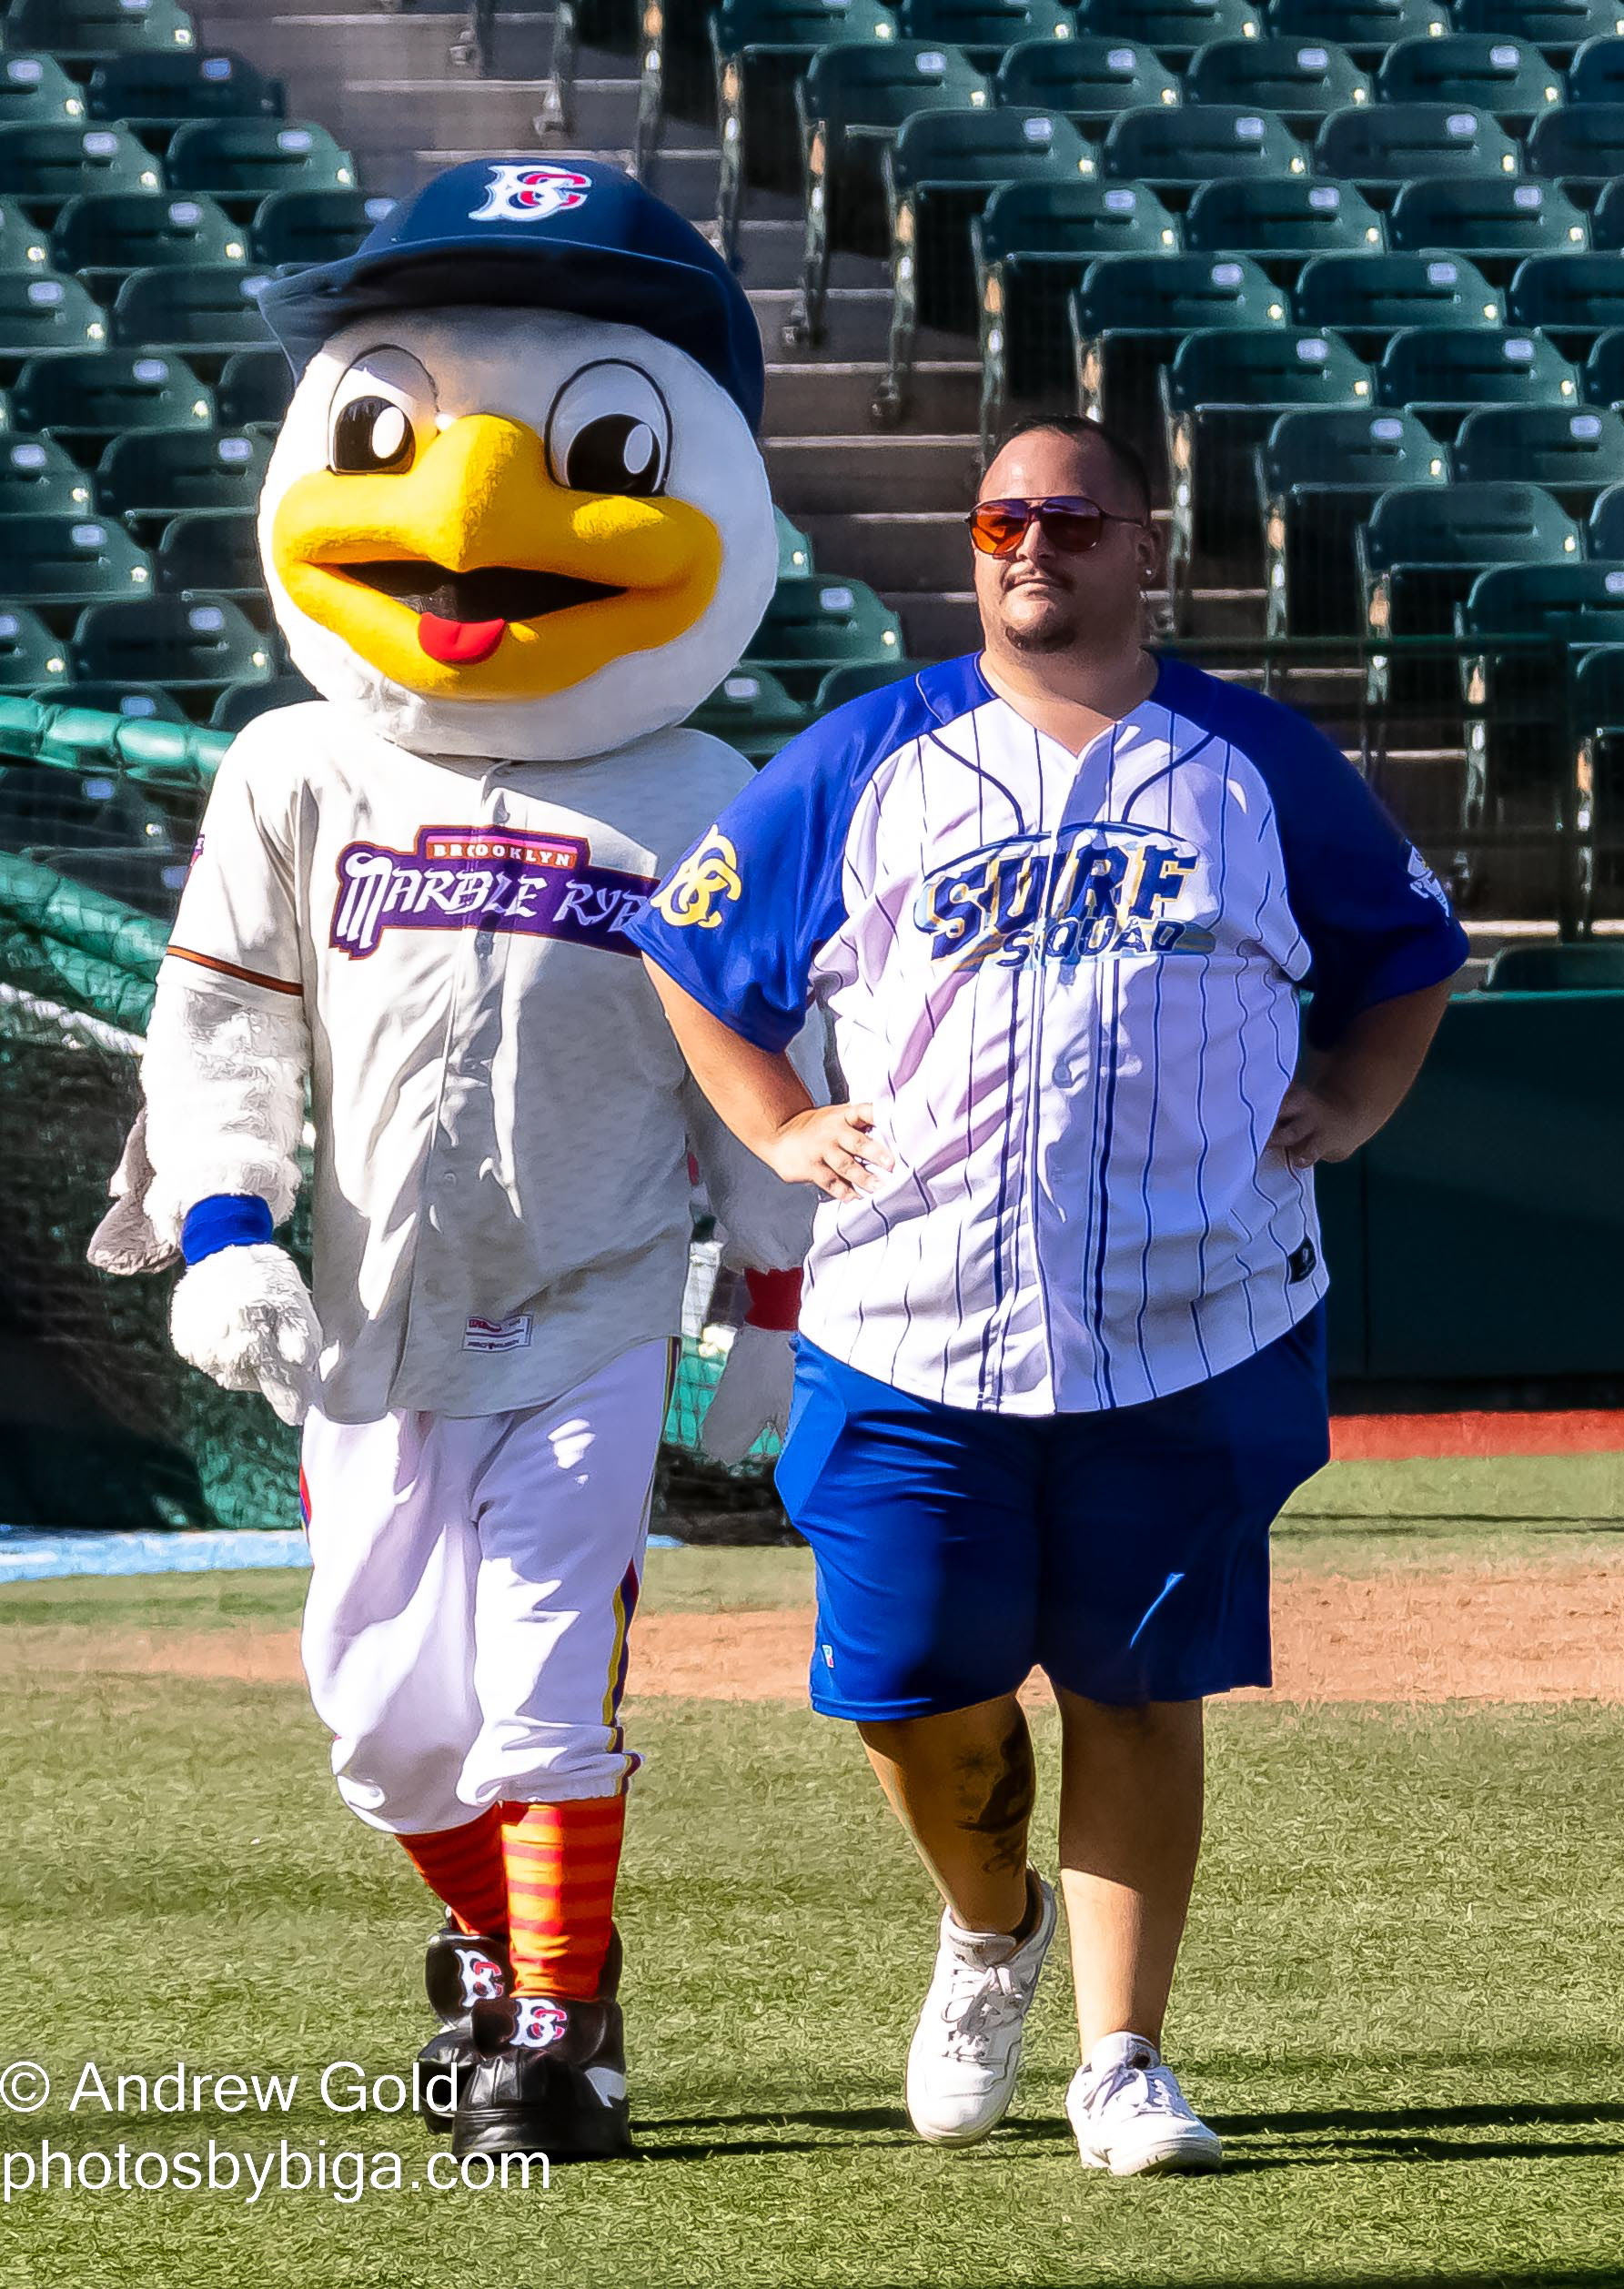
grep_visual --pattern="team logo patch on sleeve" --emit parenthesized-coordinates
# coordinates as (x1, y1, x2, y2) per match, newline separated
(470, 163, 591, 223)
(330, 827, 654, 959)
(651, 831, 742, 931)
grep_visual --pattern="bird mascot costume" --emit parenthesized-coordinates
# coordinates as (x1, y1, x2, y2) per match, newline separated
(90, 159, 815, 2163)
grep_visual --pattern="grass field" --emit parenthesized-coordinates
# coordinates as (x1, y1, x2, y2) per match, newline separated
(0, 1507, 1619, 2289)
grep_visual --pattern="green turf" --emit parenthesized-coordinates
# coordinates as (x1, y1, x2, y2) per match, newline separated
(0, 1589, 1619, 2288)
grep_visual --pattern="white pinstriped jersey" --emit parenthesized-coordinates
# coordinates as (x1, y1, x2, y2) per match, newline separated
(633, 654, 1468, 1416)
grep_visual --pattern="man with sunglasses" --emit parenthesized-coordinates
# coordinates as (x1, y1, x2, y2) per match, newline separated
(632, 416, 1467, 2175)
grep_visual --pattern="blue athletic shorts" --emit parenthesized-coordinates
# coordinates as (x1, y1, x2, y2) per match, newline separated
(773, 1308, 1329, 1719)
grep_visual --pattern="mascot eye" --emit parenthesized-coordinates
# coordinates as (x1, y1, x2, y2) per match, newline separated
(326, 346, 437, 479)
(546, 361, 671, 499)
(331, 396, 416, 474)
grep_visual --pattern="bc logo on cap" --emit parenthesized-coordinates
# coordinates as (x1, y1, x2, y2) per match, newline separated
(470, 163, 591, 224)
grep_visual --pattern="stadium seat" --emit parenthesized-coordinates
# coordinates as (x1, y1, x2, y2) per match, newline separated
(70, 594, 272, 713)
(1375, 35, 1563, 131)
(1102, 105, 1305, 200)
(1259, 405, 1447, 635)
(1480, 937, 1624, 990)
(0, 125, 161, 213)
(96, 424, 269, 537)
(774, 506, 813, 578)
(215, 344, 288, 428)
(207, 669, 315, 732)
(1568, 645, 1624, 920)
(974, 178, 1181, 447)
(153, 508, 262, 603)
(0, 603, 68, 690)
(1183, 175, 1384, 279)
(791, 42, 989, 344)
(895, 0, 1074, 70)
(57, 677, 188, 720)
(994, 37, 1181, 134)
(683, 667, 810, 763)
(877, 105, 1091, 417)
(0, 268, 104, 375)
(1586, 177, 1624, 251)
(1508, 255, 1624, 358)
(0, 431, 89, 517)
(86, 52, 284, 145)
(1453, 406, 1624, 516)
(0, 55, 86, 129)
(249, 187, 391, 269)
(2, 511, 152, 620)
(816, 658, 934, 705)
(709, 0, 900, 267)
(1453, 0, 1624, 63)
(1072, 0, 1263, 59)
(109, 262, 273, 361)
(164, 120, 356, 219)
(1162, 325, 1374, 606)
(1313, 104, 1520, 198)
(1388, 176, 1589, 284)
(1527, 107, 1624, 199)
(1294, 250, 1501, 356)
(1589, 483, 1624, 559)
(1262, 0, 1447, 66)
(11, 346, 213, 459)
(3, 0, 197, 62)
(1568, 34, 1624, 104)
(51, 192, 246, 299)
(1377, 325, 1581, 441)
(744, 576, 904, 700)
(0, 194, 48, 271)
(1185, 35, 1371, 126)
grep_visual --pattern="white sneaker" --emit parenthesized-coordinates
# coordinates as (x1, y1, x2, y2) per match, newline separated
(904, 1871, 1056, 2146)
(1066, 2032, 1224, 2176)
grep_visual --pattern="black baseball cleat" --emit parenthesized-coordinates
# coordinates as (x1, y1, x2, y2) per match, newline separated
(451, 1992, 633, 2163)
(415, 1922, 512, 2135)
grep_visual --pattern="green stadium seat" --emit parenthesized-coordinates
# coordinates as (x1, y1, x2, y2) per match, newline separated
(1183, 175, 1384, 279)
(895, 0, 1074, 71)
(1454, 406, 1624, 516)
(974, 178, 1180, 448)
(0, 193, 47, 269)
(775, 506, 814, 577)
(0, 602, 67, 688)
(51, 192, 246, 299)
(877, 104, 1091, 417)
(1527, 106, 1624, 199)
(790, 41, 989, 344)
(1589, 482, 1624, 558)
(994, 37, 1181, 134)
(1102, 104, 1305, 200)
(0, 430, 88, 515)
(1454, 0, 1624, 63)
(0, 267, 104, 373)
(86, 52, 284, 145)
(1259, 405, 1447, 635)
(1073, 0, 1263, 60)
(683, 667, 811, 762)
(0, 124, 161, 213)
(1, 55, 86, 128)
(2, 510, 152, 619)
(215, 343, 287, 428)
(1569, 644, 1624, 916)
(3, 0, 197, 63)
(207, 669, 315, 732)
(109, 261, 272, 361)
(1508, 255, 1624, 358)
(1162, 324, 1374, 606)
(57, 676, 188, 720)
(1388, 176, 1589, 284)
(154, 507, 261, 603)
(1568, 34, 1624, 102)
(11, 345, 213, 458)
(1584, 328, 1624, 410)
(709, 0, 900, 268)
(744, 575, 904, 699)
(1583, 177, 1624, 251)
(1377, 325, 1581, 442)
(1375, 35, 1563, 130)
(1295, 250, 1501, 356)
(164, 120, 356, 220)
(1263, 0, 1447, 66)
(1459, 557, 1624, 636)
(250, 187, 390, 269)
(1481, 938, 1624, 991)
(1186, 35, 1372, 126)
(70, 594, 272, 710)
(96, 422, 268, 537)
(816, 658, 934, 704)
(1314, 104, 1520, 202)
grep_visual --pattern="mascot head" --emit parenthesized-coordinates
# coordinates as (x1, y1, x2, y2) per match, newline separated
(254, 160, 776, 762)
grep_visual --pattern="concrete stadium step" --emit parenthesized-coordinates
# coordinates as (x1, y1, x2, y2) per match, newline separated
(196, 10, 570, 87)
(734, 221, 886, 294)
(765, 434, 982, 515)
(800, 511, 970, 591)
(762, 361, 981, 438)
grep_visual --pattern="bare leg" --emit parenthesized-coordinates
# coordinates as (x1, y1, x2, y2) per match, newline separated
(859, 1694, 1034, 1936)
(1055, 1691, 1205, 2054)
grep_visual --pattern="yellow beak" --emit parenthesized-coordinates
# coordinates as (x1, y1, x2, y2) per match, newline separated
(270, 412, 722, 702)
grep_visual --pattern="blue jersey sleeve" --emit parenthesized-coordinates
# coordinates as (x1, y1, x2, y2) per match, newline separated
(1165, 661, 1469, 1048)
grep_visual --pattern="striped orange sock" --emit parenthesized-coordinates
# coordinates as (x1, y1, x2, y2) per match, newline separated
(397, 1801, 509, 1940)
(499, 1796, 626, 2002)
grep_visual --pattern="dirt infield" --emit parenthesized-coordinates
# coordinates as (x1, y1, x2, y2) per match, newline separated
(5, 1561, 1619, 1701)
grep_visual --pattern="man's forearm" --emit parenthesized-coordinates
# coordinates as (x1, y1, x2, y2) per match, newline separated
(1309, 975, 1457, 1144)
(643, 958, 812, 1164)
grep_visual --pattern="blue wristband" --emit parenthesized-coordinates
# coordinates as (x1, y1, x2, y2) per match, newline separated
(180, 1194, 275, 1265)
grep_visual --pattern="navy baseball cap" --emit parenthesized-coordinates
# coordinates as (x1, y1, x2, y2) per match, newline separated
(256, 157, 765, 433)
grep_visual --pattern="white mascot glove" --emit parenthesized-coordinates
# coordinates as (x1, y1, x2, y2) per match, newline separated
(701, 1271, 801, 1467)
(169, 1240, 323, 1428)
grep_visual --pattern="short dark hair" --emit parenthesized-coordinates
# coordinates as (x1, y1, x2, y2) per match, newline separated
(983, 415, 1151, 518)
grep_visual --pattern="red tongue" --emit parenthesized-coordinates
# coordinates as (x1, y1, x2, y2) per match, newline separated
(418, 613, 507, 666)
